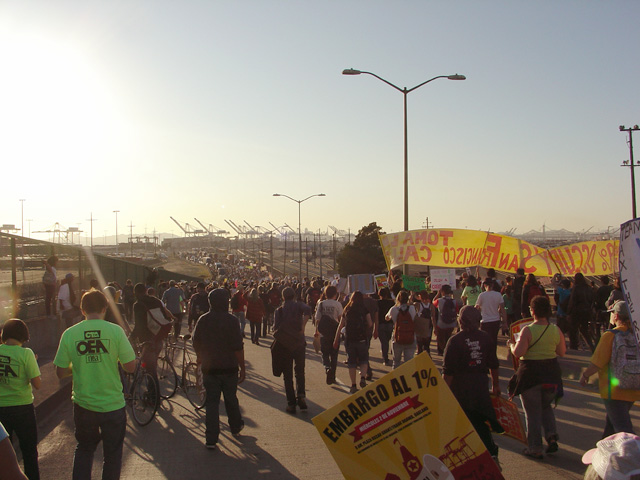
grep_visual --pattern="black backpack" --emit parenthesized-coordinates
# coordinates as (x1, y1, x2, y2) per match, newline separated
(317, 302, 339, 338)
(345, 307, 367, 343)
(440, 298, 457, 325)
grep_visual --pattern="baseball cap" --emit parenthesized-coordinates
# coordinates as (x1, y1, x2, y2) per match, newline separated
(65, 273, 74, 280)
(608, 300, 631, 319)
(582, 432, 640, 480)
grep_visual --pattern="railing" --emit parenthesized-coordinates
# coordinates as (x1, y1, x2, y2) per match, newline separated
(0, 233, 203, 322)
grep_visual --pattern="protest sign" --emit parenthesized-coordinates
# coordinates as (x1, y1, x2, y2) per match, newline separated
(375, 274, 389, 290)
(490, 395, 527, 444)
(509, 318, 533, 370)
(430, 269, 457, 291)
(379, 228, 619, 277)
(618, 219, 640, 345)
(401, 275, 426, 292)
(348, 274, 377, 295)
(312, 353, 504, 480)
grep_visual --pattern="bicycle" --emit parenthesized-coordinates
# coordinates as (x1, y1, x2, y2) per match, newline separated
(121, 354, 160, 427)
(157, 333, 206, 410)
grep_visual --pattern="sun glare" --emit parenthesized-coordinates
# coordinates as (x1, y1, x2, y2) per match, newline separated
(0, 31, 121, 169)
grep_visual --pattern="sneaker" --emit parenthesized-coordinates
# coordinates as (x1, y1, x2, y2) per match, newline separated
(349, 384, 358, 394)
(232, 422, 245, 436)
(360, 377, 367, 388)
(384, 359, 393, 367)
(286, 404, 296, 414)
(366, 373, 373, 381)
(546, 434, 559, 454)
(326, 371, 333, 385)
(205, 443, 217, 450)
(522, 448, 543, 460)
(297, 397, 308, 410)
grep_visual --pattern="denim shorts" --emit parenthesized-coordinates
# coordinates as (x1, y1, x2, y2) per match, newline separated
(345, 340, 369, 367)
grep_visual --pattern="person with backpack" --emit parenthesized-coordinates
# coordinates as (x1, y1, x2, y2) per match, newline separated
(415, 290, 433, 356)
(315, 286, 343, 385)
(554, 279, 572, 337)
(334, 291, 372, 393)
(377, 287, 396, 367)
(385, 290, 417, 368)
(433, 285, 458, 356)
(580, 301, 640, 437)
(231, 286, 248, 338)
(131, 283, 174, 377)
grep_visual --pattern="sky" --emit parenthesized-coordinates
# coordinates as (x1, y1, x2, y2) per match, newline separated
(1, 1, 639, 244)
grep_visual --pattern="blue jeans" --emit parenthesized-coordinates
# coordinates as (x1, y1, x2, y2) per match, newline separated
(233, 312, 246, 335)
(203, 372, 243, 445)
(282, 347, 306, 406)
(603, 399, 635, 437)
(393, 341, 416, 368)
(520, 384, 557, 453)
(0, 404, 39, 480)
(72, 404, 127, 480)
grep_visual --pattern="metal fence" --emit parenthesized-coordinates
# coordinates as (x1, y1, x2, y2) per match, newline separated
(0, 233, 202, 322)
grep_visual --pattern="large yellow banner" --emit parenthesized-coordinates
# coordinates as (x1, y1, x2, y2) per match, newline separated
(379, 229, 618, 277)
(312, 353, 504, 479)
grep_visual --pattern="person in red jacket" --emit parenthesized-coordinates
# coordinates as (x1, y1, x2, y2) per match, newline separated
(246, 288, 265, 345)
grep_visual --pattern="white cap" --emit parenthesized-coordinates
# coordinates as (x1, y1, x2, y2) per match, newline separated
(582, 432, 640, 480)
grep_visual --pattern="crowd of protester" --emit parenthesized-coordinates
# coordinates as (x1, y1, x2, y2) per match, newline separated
(0, 261, 638, 479)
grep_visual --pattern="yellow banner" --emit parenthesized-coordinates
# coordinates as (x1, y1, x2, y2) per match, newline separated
(312, 353, 503, 479)
(379, 229, 619, 277)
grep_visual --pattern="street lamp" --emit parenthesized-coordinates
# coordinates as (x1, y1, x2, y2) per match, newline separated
(343, 68, 465, 272)
(620, 125, 640, 218)
(113, 210, 120, 254)
(273, 193, 326, 279)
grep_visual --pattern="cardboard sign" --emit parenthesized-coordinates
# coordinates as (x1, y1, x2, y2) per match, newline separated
(619, 219, 640, 345)
(509, 318, 533, 370)
(490, 395, 527, 445)
(375, 274, 389, 290)
(348, 274, 377, 295)
(430, 269, 457, 291)
(312, 353, 504, 480)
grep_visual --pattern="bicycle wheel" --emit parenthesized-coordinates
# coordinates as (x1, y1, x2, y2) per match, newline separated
(184, 362, 206, 410)
(131, 371, 159, 426)
(157, 356, 178, 400)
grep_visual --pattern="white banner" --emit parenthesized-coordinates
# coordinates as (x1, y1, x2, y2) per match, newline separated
(618, 219, 640, 345)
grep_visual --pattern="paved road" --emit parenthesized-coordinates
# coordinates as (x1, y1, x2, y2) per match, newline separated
(36, 324, 639, 479)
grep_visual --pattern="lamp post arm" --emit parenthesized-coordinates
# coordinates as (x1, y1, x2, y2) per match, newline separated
(406, 76, 450, 94)
(359, 71, 404, 93)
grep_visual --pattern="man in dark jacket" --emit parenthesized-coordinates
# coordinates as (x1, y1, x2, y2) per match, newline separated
(188, 282, 209, 332)
(273, 287, 311, 414)
(193, 288, 245, 449)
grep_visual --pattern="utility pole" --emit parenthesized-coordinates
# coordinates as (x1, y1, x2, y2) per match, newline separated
(129, 222, 135, 256)
(319, 228, 323, 279)
(86, 213, 97, 248)
(620, 125, 640, 218)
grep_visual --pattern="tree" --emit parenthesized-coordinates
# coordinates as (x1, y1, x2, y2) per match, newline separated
(336, 222, 387, 276)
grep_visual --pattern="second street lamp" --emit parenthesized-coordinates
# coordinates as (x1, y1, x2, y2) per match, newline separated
(343, 68, 465, 273)
(273, 193, 326, 280)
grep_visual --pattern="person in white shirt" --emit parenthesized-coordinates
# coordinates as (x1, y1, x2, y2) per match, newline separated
(58, 273, 78, 327)
(475, 278, 506, 351)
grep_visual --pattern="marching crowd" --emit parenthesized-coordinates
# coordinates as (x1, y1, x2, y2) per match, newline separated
(0, 262, 639, 479)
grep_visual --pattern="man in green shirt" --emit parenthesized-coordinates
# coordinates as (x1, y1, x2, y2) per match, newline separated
(54, 290, 136, 480)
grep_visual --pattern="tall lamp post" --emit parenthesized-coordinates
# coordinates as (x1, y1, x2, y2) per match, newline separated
(620, 125, 640, 219)
(273, 193, 326, 279)
(343, 68, 465, 273)
(113, 210, 120, 254)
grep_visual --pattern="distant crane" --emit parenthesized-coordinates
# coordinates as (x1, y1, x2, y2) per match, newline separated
(169, 216, 204, 237)
(33, 223, 83, 244)
(194, 218, 211, 234)
(224, 219, 245, 237)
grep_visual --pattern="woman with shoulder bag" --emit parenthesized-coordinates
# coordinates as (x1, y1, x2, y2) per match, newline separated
(507, 295, 566, 460)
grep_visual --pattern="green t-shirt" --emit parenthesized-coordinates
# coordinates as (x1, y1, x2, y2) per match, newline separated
(462, 285, 482, 306)
(54, 319, 135, 412)
(0, 344, 41, 407)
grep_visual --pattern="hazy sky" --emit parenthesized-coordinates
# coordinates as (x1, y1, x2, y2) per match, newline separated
(1, 1, 639, 243)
